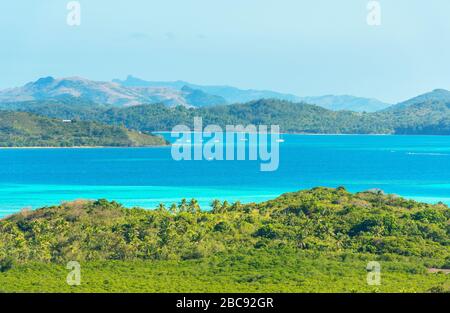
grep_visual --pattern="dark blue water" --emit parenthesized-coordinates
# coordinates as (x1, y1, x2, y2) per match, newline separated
(1, 134, 450, 216)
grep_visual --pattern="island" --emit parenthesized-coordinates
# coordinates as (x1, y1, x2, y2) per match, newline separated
(0, 111, 168, 147)
(0, 187, 448, 292)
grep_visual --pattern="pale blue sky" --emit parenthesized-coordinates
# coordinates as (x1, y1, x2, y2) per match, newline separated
(1, 0, 450, 103)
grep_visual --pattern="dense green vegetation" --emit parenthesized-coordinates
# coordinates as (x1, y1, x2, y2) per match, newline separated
(0, 110, 168, 147)
(1, 252, 448, 293)
(0, 187, 449, 292)
(8, 98, 450, 135)
(387, 100, 450, 134)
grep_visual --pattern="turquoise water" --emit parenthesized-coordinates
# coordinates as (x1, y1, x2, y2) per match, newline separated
(1, 134, 450, 217)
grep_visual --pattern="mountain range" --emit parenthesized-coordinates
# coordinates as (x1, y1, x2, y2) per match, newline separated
(0, 76, 229, 108)
(114, 75, 392, 112)
(1, 75, 450, 136)
(0, 75, 393, 112)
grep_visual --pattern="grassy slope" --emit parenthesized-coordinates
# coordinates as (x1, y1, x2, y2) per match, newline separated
(0, 187, 449, 292)
(0, 110, 168, 147)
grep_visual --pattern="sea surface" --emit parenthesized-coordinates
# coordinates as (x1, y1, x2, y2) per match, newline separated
(1, 134, 450, 217)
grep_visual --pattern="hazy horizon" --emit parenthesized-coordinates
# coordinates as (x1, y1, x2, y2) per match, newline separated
(2, 0, 450, 103)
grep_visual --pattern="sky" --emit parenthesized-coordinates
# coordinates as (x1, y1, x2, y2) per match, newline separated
(1, 0, 450, 103)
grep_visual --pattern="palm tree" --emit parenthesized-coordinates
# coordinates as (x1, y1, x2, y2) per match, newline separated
(221, 201, 230, 213)
(211, 200, 222, 213)
(178, 198, 188, 212)
(169, 203, 178, 214)
(157, 203, 166, 212)
(188, 199, 201, 213)
(230, 201, 243, 211)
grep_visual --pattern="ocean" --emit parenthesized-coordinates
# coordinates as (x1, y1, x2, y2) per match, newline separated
(1, 134, 450, 217)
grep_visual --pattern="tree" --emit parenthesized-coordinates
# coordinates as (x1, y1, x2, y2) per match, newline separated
(230, 201, 243, 212)
(156, 203, 166, 212)
(169, 203, 178, 214)
(188, 199, 200, 213)
(221, 201, 230, 213)
(211, 200, 222, 214)
(178, 199, 188, 213)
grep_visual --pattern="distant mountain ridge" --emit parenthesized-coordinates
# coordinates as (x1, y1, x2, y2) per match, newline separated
(2, 76, 449, 114)
(0, 75, 393, 112)
(113, 75, 300, 104)
(113, 75, 391, 112)
(0, 76, 228, 108)
(0, 76, 145, 107)
(298, 95, 391, 112)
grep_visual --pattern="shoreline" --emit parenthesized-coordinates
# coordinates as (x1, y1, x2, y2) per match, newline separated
(154, 131, 450, 136)
(0, 145, 170, 149)
(154, 131, 393, 135)
(1, 133, 449, 149)
(0, 186, 448, 220)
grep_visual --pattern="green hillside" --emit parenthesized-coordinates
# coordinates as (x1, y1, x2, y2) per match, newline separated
(100, 98, 450, 135)
(10, 99, 391, 133)
(9, 98, 450, 135)
(0, 187, 449, 292)
(387, 100, 450, 134)
(4, 96, 450, 136)
(0, 110, 168, 147)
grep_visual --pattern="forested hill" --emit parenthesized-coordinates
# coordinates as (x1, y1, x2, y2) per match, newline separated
(98, 99, 450, 134)
(0, 111, 168, 147)
(1, 187, 449, 292)
(4, 98, 450, 135)
(1, 187, 449, 264)
(6, 99, 389, 134)
(383, 100, 450, 134)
